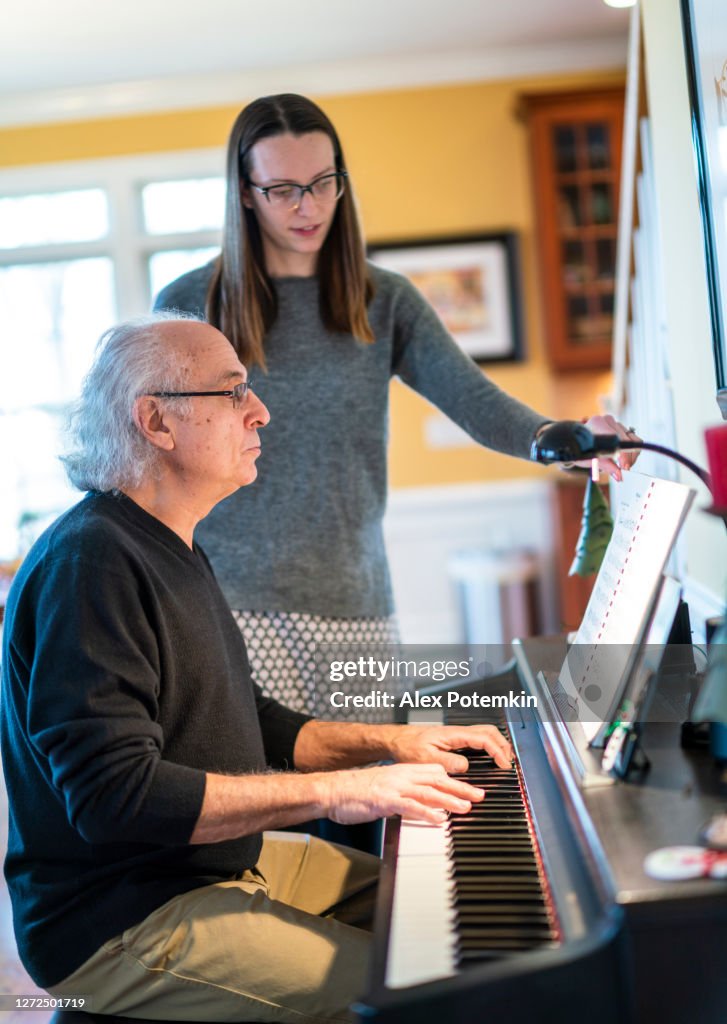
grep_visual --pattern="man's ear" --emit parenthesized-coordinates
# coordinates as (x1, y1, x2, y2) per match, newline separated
(132, 396, 176, 452)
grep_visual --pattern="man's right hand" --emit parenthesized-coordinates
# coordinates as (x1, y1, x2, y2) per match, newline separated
(192, 762, 486, 844)
(323, 762, 485, 825)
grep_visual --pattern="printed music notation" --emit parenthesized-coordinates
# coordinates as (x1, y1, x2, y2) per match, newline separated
(559, 471, 695, 743)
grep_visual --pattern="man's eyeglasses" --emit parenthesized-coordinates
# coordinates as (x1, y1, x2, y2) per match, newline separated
(150, 381, 252, 409)
(248, 171, 347, 210)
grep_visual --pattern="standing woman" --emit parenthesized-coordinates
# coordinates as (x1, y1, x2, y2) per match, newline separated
(154, 93, 628, 716)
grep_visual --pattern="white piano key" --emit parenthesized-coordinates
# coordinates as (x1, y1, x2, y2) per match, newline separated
(397, 818, 450, 857)
(385, 819, 457, 988)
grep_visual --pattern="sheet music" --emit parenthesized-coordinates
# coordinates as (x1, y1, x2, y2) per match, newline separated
(559, 471, 694, 744)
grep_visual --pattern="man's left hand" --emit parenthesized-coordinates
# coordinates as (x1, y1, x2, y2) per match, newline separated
(388, 724, 513, 774)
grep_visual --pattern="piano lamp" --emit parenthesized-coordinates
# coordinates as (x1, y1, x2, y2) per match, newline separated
(531, 419, 713, 579)
(531, 420, 727, 736)
(530, 420, 713, 491)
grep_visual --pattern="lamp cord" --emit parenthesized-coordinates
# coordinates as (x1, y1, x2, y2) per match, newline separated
(619, 441, 712, 491)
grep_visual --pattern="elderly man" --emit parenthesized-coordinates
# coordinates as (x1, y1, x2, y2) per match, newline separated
(1, 314, 512, 1023)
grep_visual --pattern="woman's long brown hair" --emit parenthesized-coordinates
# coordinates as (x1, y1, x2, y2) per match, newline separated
(206, 93, 374, 368)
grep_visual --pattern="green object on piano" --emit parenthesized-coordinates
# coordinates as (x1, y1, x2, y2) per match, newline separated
(569, 476, 614, 577)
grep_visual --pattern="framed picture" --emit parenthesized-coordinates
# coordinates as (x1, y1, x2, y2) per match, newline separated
(681, 0, 727, 417)
(368, 231, 524, 364)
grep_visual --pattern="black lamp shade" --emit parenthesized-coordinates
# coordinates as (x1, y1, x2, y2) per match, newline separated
(530, 419, 713, 492)
(530, 421, 619, 464)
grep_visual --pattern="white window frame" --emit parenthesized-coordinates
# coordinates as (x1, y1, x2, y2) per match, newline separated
(0, 146, 226, 318)
(0, 148, 226, 560)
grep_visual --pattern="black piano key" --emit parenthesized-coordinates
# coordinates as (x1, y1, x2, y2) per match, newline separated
(457, 950, 526, 964)
(457, 941, 558, 963)
(451, 846, 534, 853)
(452, 853, 535, 861)
(443, 740, 560, 968)
(458, 930, 555, 945)
(455, 885, 544, 897)
(457, 912, 552, 925)
(458, 933, 555, 947)
(456, 906, 550, 916)
(454, 886, 547, 898)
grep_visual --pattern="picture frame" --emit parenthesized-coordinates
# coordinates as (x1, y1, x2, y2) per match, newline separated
(367, 231, 524, 364)
(680, 0, 727, 418)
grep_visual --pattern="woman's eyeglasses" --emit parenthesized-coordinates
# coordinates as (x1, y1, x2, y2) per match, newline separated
(248, 171, 347, 210)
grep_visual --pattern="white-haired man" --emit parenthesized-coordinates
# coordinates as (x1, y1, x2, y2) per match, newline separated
(1, 315, 512, 1023)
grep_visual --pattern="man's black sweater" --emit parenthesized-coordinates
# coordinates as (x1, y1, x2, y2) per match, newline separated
(0, 491, 311, 987)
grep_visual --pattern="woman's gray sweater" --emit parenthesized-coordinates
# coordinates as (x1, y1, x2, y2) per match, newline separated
(154, 262, 549, 617)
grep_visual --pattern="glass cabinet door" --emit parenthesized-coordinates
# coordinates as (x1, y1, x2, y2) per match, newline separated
(524, 90, 625, 370)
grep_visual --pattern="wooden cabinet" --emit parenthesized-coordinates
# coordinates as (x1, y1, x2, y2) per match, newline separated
(523, 89, 625, 371)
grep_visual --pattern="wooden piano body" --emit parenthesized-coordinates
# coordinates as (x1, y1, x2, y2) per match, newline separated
(357, 637, 727, 1024)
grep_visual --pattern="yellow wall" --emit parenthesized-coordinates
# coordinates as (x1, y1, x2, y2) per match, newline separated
(1, 71, 624, 489)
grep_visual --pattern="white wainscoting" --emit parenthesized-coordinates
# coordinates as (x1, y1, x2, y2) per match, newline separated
(383, 479, 558, 645)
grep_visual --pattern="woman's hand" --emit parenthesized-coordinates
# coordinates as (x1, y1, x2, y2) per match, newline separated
(580, 414, 641, 481)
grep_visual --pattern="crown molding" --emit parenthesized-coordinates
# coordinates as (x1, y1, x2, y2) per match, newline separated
(0, 37, 627, 129)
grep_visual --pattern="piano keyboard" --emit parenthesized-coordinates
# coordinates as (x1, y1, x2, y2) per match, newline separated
(449, 751, 559, 964)
(361, 659, 699, 1023)
(385, 743, 559, 989)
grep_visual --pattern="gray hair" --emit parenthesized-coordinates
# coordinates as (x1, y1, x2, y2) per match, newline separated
(61, 311, 201, 493)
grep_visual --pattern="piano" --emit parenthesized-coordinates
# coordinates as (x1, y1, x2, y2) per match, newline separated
(356, 637, 727, 1024)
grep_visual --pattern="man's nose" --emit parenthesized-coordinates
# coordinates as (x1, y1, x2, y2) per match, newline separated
(246, 389, 270, 427)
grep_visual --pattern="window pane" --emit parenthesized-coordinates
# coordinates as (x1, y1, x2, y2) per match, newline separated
(0, 258, 116, 559)
(586, 123, 610, 170)
(553, 126, 577, 173)
(0, 258, 115, 410)
(141, 178, 225, 235)
(0, 189, 108, 248)
(148, 247, 219, 300)
(0, 409, 78, 561)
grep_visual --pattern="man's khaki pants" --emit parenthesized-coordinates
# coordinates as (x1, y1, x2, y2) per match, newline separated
(48, 832, 380, 1023)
